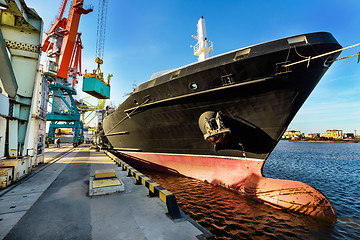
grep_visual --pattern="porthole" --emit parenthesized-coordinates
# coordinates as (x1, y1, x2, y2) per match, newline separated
(134, 99, 138, 105)
(189, 82, 198, 90)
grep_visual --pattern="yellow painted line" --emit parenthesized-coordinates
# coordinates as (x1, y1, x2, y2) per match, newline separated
(149, 182, 160, 193)
(159, 190, 172, 203)
(95, 169, 116, 179)
(93, 178, 122, 188)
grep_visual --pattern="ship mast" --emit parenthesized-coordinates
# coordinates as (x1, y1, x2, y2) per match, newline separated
(192, 16, 213, 62)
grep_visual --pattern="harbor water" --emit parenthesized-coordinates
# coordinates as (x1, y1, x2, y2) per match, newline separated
(142, 141, 360, 239)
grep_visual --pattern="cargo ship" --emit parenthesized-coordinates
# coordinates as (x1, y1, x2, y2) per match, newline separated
(103, 18, 342, 222)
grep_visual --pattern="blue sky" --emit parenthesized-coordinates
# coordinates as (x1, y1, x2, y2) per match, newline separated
(26, 0, 360, 134)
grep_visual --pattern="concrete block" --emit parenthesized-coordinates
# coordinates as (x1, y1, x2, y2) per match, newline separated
(89, 176, 124, 196)
(93, 178, 122, 189)
(94, 169, 116, 179)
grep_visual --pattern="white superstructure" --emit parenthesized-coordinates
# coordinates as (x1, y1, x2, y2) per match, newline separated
(192, 17, 213, 62)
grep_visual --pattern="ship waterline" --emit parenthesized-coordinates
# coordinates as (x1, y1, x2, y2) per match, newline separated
(112, 150, 336, 222)
(103, 32, 342, 221)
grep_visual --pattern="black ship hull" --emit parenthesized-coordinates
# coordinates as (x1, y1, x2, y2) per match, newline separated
(103, 32, 341, 221)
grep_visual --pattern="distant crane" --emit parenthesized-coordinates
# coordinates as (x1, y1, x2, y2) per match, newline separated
(77, 97, 107, 132)
(42, 0, 93, 146)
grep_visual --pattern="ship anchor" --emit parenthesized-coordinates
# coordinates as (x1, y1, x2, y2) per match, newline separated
(198, 111, 231, 148)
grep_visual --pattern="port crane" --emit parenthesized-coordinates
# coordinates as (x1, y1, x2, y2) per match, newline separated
(42, 0, 93, 146)
(80, 0, 111, 139)
(82, 0, 111, 98)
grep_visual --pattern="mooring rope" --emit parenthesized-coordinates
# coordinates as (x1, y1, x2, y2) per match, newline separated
(105, 98, 150, 134)
(328, 52, 360, 63)
(283, 42, 360, 68)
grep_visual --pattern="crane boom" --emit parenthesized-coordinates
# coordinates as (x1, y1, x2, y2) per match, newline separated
(42, 0, 92, 82)
(57, 0, 92, 79)
(58, 0, 68, 20)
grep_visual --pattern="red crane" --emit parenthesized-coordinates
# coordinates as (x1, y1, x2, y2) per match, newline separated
(42, 0, 92, 86)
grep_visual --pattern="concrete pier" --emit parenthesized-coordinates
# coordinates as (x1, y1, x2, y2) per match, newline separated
(0, 145, 209, 239)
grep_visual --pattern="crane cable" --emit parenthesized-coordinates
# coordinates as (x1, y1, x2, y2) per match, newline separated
(95, 0, 108, 60)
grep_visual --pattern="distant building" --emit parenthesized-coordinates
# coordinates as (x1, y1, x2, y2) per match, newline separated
(320, 133, 327, 138)
(326, 129, 343, 139)
(344, 133, 355, 138)
(305, 133, 320, 138)
(283, 130, 301, 139)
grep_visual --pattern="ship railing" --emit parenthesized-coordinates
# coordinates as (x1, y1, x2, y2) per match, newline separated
(206, 40, 213, 50)
(193, 40, 213, 54)
(193, 42, 200, 53)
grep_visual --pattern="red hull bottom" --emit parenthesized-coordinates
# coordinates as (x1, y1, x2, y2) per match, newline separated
(115, 151, 336, 222)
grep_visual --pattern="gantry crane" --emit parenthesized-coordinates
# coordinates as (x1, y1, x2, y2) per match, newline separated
(42, 0, 92, 146)
(78, 97, 105, 128)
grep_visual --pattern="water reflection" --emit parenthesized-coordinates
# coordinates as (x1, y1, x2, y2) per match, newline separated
(141, 170, 334, 239)
(137, 141, 360, 239)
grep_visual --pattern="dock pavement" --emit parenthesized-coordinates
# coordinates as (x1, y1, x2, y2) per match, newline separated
(0, 144, 208, 240)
